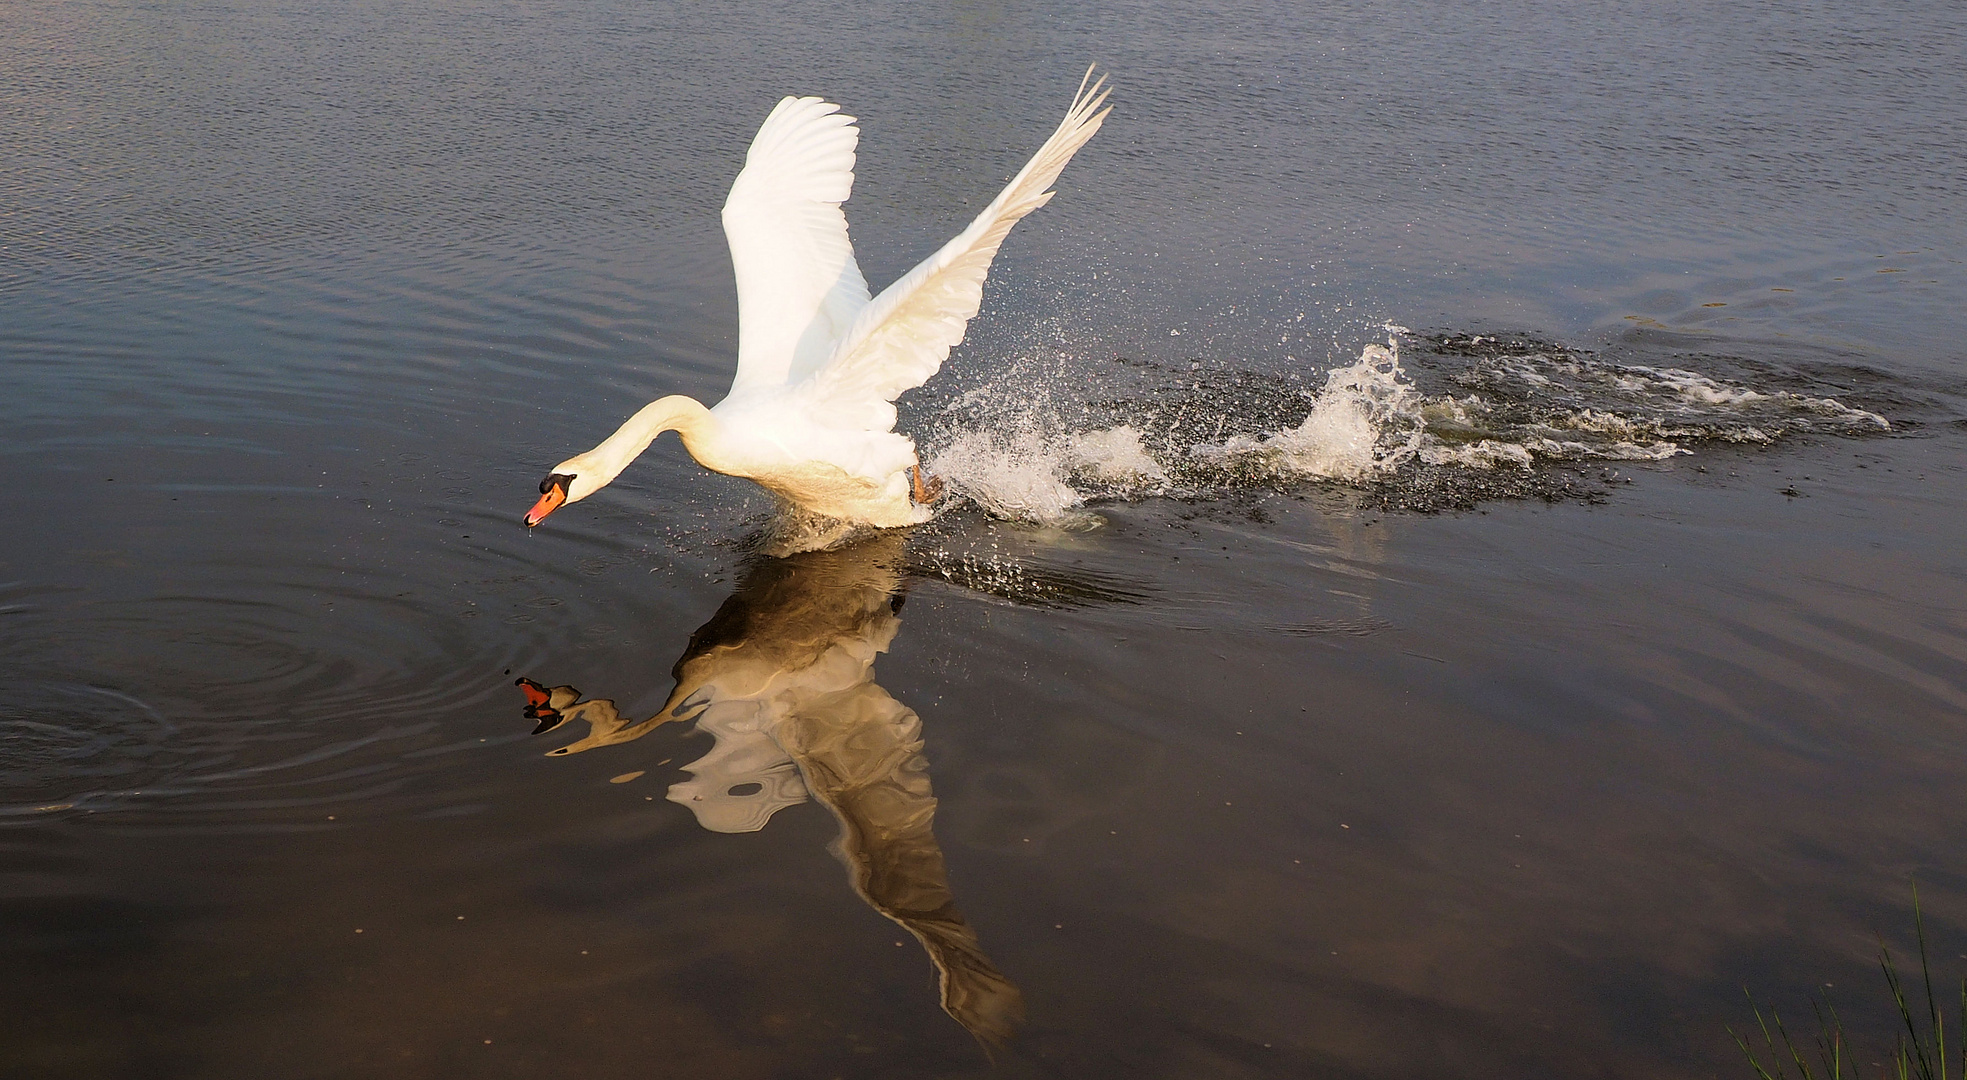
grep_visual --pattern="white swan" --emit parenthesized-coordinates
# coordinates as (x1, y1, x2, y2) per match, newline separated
(524, 70, 1112, 531)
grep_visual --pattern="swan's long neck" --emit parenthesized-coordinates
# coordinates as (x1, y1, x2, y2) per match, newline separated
(573, 395, 718, 497)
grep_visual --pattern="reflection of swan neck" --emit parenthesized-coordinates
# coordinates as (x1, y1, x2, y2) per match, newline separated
(540, 695, 679, 757)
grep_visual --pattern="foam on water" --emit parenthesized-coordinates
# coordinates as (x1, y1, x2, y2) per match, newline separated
(922, 329, 1891, 526)
(931, 428, 1088, 524)
(1190, 339, 1425, 481)
(930, 423, 1170, 526)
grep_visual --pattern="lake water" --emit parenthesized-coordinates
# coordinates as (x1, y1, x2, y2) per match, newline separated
(5, 1, 1966, 1077)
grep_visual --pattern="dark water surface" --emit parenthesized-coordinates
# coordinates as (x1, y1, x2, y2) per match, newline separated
(5, 1, 1966, 1077)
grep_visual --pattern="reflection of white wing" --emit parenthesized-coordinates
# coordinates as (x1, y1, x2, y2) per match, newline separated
(722, 96, 872, 395)
(666, 701, 809, 833)
(776, 684, 1026, 1048)
(802, 70, 1111, 431)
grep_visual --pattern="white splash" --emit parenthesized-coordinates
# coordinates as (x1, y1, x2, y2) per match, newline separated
(1066, 424, 1168, 486)
(921, 327, 1890, 524)
(1419, 440, 1536, 468)
(929, 420, 1174, 525)
(929, 427, 1086, 523)
(1190, 336, 1423, 481)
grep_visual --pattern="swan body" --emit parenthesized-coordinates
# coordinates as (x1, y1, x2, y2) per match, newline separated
(526, 70, 1112, 531)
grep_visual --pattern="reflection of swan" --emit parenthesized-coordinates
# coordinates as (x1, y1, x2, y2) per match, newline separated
(524, 71, 1110, 532)
(518, 533, 1022, 1046)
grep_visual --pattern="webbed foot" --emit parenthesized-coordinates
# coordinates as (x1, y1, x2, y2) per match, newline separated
(909, 466, 945, 504)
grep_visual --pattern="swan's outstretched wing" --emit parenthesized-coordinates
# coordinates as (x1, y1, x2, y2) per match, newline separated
(802, 69, 1111, 430)
(722, 96, 873, 395)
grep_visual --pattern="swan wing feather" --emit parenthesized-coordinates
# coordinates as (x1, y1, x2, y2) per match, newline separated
(802, 70, 1111, 430)
(722, 96, 873, 395)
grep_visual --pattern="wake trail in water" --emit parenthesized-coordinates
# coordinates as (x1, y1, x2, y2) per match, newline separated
(922, 328, 1891, 525)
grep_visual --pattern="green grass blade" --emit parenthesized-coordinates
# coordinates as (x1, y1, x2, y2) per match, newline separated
(1738, 989, 1810, 1080)
(1773, 1006, 1817, 1079)
(1736, 884, 1965, 1080)
(1916, 882, 1943, 1080)
(1884, 940, 1937, 1080)
(1732, 1026, 1786, 1080)
(1957, 976, 1965, 1080)
(1812, 995, 1845, 1080)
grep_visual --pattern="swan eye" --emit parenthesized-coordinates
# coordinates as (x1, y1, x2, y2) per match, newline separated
(540, 472, 575, 495)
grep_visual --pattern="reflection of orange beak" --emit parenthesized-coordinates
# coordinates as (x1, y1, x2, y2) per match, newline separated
(525, 482, 567, 527)
(515, 677, 565, 733)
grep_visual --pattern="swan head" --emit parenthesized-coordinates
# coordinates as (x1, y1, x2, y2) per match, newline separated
(524, 458, 614, 527)
(524, 471, 577, 527)
(523, 396, 707, 527)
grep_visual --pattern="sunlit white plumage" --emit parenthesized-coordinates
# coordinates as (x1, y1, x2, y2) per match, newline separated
(525, 69, 1112, 533)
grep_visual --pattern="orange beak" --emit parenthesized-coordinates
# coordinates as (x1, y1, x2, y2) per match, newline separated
(525, 481, 568, 527)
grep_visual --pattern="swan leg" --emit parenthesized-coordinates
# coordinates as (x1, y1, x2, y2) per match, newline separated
(909, 462, 945, 504)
